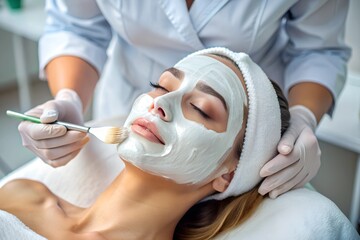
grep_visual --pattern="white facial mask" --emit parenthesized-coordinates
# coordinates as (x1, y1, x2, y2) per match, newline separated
(117, 55, 247, 184)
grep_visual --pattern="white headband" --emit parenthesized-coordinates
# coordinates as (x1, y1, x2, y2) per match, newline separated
(183, 47, 281, 200)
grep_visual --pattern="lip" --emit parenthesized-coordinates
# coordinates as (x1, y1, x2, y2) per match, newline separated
(131, 118, 165, 145)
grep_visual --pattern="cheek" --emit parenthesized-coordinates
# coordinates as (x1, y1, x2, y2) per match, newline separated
(147, 92, 156, 98)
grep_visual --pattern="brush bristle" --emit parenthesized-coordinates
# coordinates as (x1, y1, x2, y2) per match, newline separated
(89, 126, 129, 144)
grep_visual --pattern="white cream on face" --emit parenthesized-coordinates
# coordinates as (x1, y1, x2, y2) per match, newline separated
(117, 55, 247, 184)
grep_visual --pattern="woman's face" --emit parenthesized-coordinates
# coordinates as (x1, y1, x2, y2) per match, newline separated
(117, 55, 247, 185)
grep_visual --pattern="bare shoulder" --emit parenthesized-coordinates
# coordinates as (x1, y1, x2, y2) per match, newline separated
(0, 179, 52, 206)
(0, 179, 50, 194)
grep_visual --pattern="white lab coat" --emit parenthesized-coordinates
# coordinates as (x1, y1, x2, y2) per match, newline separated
(39, 0, 351, 119)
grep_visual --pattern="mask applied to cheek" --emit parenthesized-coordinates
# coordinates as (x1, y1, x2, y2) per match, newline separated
(117, 55, 246, 185)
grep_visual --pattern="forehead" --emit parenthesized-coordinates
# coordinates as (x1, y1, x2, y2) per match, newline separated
(173, 55, 245, 104)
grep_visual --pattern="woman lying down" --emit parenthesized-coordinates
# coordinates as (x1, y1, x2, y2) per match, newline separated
(0, 48, 350, 239)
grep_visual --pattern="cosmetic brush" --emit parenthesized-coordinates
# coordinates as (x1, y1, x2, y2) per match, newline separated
(6, 110, 129, 144)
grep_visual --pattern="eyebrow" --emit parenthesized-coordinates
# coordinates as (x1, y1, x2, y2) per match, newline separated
(163, 67, 184, 80)
(196, 82, 228, 111)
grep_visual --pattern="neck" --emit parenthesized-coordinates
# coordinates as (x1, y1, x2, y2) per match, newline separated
(76, 163, 212, 240)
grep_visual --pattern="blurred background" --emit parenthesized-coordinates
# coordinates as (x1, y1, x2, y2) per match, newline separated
(0, 0, 359, 231)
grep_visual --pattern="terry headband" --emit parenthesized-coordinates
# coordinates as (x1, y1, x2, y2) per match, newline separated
(184, 47, 281, 200)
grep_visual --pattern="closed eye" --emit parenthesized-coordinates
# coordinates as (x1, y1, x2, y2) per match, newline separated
(150, 82, 169, 92)
(190, 103, 210, 119)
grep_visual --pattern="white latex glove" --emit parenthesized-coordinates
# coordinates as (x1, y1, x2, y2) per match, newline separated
(18, 88, 89, 167)
(258, 105, 321, 198)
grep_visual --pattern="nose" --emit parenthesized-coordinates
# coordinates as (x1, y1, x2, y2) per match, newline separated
(150, 100, 172, 122)
(154, 106, 166, 118)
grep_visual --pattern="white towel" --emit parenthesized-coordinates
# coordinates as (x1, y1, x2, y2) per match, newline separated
(0, 210, 46, 240)
(214, 188, 360, 240)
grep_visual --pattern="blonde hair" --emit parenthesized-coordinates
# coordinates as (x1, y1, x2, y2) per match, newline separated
(174, 186, 263, 240)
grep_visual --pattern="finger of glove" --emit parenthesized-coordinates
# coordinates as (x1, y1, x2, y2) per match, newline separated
(297, 127, 321, 155)
(293, 156, 321, 190)
(277, 125, 302, 154)
(258, 160, 302, 195)
(45, 137, 89, 168)
(39, 101, 59, 123)
(18, 121, 67, 140)
(292, 127, 321, 176)
(45, 149, 82, 168)
(31, 130, 87, 149)
(260, 151, 300, 177)
(37, 136, 90, 162)
(24, 104, 46, 118)
(293, 173, 312, 189)
(54, 100, 84, 125)
(268, 170, 308, 199)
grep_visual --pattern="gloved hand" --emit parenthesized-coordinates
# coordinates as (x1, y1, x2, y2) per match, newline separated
(258, 105, 321, 198)
(18, 88, 89, 167)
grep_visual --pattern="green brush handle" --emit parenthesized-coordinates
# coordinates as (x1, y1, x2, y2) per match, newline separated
(6, 110, 42, 123)
(6, 110, 89, 132)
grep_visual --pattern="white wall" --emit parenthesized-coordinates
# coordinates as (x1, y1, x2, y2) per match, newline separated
(346, 0, 360, 75)
(0, 28, 38, 88)
(0, 28, 17, 87)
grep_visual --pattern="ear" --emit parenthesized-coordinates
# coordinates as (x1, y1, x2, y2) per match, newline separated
(212, 171, 234, 193)
(212, 158, 238, 193)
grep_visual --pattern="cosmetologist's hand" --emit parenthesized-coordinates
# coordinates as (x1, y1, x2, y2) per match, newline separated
(258, 105, 321, 198)
(18, 88, 89, 167)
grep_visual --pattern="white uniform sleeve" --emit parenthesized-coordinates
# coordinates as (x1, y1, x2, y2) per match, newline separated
(283, 0, 352, 112)
(39, 0, 112, 79)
